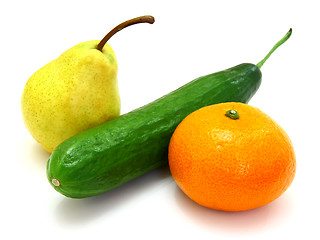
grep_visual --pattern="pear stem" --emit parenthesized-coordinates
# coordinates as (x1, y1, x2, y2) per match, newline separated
(97, 15, 155, 52)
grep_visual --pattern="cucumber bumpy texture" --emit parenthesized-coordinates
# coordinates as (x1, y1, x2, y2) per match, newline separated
(47, 63, 261, 198)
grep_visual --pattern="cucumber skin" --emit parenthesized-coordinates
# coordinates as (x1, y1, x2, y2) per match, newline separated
(47, 63, 262, 198)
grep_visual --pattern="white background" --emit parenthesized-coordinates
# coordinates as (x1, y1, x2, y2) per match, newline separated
(1, 0, 319, 239)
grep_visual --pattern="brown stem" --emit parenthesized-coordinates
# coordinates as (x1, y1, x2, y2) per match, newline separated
(96, 15, 155, 52)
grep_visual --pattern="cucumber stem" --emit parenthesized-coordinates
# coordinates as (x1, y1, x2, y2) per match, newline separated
(256, 28, 292, 68)
(97, 15, 155, 52)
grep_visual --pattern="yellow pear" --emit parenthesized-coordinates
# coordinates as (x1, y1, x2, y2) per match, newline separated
(21, 16, 155, 153)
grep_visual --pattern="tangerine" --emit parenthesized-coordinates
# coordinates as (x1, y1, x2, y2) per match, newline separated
(168, 102, 296, 211)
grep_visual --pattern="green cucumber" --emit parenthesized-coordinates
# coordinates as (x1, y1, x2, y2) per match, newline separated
(47, 29, 292, 198)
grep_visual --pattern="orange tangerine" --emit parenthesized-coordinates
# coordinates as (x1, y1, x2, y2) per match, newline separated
(168, 102, 296, 211)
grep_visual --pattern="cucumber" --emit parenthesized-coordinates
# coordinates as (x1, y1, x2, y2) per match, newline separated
(47, 29, 292, 198)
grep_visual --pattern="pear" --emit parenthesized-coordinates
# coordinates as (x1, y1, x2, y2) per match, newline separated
(21, 15, 155, 153)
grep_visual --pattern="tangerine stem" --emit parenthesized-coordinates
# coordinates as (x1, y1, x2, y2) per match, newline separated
(97, 15, 155, 52)
(225, 110, 239, 120)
